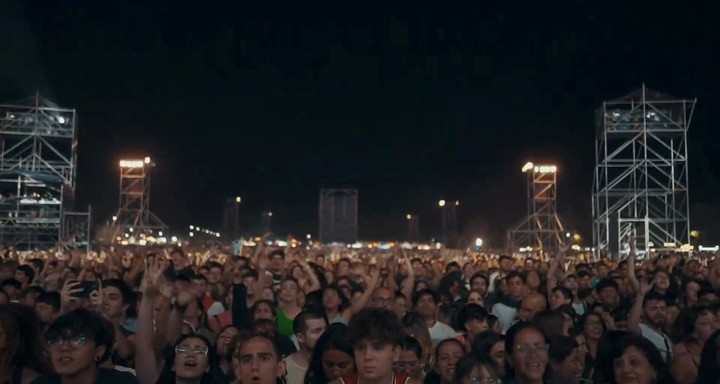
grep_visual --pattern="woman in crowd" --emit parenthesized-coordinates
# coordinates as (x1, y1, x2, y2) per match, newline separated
(613, 335, 675, 384)
(452, 355, 501, 384)
(304, 323, 355, 384)
(424, 338, 464, 384)
(695, 329, 720, 384)
(0, 304, 53, 384)
(471, 331, 506, 380)
(547, 335, 584, 384)
(395, 336, 425, 381)
(505, 322, 549, 384)
(671, 306, 719, 384)
(578, 312, 605, 381)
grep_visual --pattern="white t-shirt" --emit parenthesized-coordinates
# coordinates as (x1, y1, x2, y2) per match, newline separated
(428, 321, 458, 347)
(639, 323, 673, 362)
(491, 302, 517, 334)
(283, 354, 308, 384)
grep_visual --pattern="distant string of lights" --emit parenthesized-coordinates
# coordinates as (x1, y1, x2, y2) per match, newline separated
(189, 225, 221, 238)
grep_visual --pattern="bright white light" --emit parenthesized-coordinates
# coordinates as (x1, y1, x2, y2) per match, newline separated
(565, 232, 571, 238)
(268, 212, 273, 217)
(158, 231, 163, 237)
(112, 216, 117, 222)
(406, 214, 412, 220)
(144, 157, 151, 164)
(439, 200, 446, 207)
(119, 160, 145, 168)
(171, 236, 178, 242)
(57, 115, 66, 124)
(306, 234, 311, 239)
(475, 238, 483, 247)
(277, 240, 288, 247)
(129, 228, 134, 233)
(534, 165, 557, 173)
(522, 162, 534, 172)
(189, 225, 194, 230)
(235, 196, 242, 203)
(215, 233, 221, 238)
(189, 232, 194, 237)
(455, 201, 460, 206)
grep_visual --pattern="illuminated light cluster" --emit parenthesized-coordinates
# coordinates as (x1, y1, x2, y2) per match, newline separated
(522, 162, 557, 174)
(188, 225, 221, 238)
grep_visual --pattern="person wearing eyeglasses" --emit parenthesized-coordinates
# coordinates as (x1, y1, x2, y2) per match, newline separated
(504, 322, 549, 384)
(31, 308, 138, 384)
(394, 336, 425, 380)
(134, 257, 222, 384)
(452, 354, 502, 384)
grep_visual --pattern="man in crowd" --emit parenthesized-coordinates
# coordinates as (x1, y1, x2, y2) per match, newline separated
(284, 310, 327, 384)
(413, 288, 457, 346)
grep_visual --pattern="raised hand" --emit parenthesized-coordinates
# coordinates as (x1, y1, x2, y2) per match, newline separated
(60, 280, 82, 306)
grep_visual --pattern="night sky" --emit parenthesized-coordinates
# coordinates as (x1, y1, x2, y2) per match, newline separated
(1, 3, 719, 245)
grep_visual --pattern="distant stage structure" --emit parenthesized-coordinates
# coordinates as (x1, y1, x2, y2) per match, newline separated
(108, 157, 167, 243)
(319, 189, 358, 244)
(593, 85, 695, 259)
(0, 94, 90, 249)
(507, 162, 566, 256)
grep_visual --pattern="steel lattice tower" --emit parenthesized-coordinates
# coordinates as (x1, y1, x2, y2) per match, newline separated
(0, 94, 90, 249)
(507, 163, 565, 256)
(319, 189, 358, 244)
(592, 86, 695, 259)
(110, 158, 167, 243)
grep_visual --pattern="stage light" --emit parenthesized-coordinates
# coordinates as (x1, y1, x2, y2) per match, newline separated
(475, 238, 483, 247)
(235, 196, 242, 203)
(144, 157, 151, 164)
(522, 162, 534, 172)
(439, 200, 446, 207)
(406, 214, 412, 220)
(119, 160, 145, 168)
(534, 165, 557, 173)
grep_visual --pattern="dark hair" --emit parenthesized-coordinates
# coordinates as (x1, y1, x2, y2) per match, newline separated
(269, 250, 285, 260)
(412, 288, 437, 307)
(595, 278, 618, 293)
(36, 291, 61, 312)
(578, 312, 606, 335)
(16, 264, 36, 282)
(192, 274, 208, 283)
(346, 308, 404, 347)
(593, 330, 630, 384)
(453, 354, 498, 383)
(303, 323, 354, 384)
(505, 271, 526, 285)
(533, 310, 566, 338)
(696, 329, 720, 384)
(102, 278, 138, 319)
(614, 334, 675, 384)
(504, 322, 548, 380)
(1, 278, 21, 290)
(0, 304, 53, 377)
(156, 333, 218, 384)
(674, 306, 714, 343)
(471, 330, 504, 357)
(547, 335, 578, 364)
(456, 303, 489, 332)
(21, 285, 45, 299)
(293, 310, 326, 335)
(642, 290, 667, 306)
(251, 300, 277, 320)
(469, 273, 489, 287)
(552, 286, 573, 301)
(400, 335, 423, 358)
(45, 308, 115, 365)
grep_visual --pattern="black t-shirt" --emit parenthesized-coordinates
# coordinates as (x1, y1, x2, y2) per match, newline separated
(30, 368, 139, 384)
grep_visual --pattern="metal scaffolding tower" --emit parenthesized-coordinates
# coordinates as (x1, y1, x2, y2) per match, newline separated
(507, 163, 566, 256)
(0, 94, 90, 249)
(110, 157, 167, 243)
(438, 200, 459, 248)
(592, 86, 694, 259)
(319, 189, 358, 244)
(222, 196, 242, 239)
(406, 214, 420, 242)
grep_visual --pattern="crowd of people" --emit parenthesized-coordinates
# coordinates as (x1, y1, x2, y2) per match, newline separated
(1, 238, 720, 384)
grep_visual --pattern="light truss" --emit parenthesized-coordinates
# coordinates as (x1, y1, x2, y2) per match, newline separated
(109, 158, 167, 243)
(592, 85, 695, 259)
(319, 189, 358, 244)
(0, 94, 89, 249)
(508, 162, 565, 256)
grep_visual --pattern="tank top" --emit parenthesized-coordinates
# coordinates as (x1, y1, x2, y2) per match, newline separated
(339, 373, 410, 384)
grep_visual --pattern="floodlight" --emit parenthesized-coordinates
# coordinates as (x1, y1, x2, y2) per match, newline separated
(522, 162, 534, 172)
(406, 214, 412, 220)
(439, 200, 446, 207)
(144, 157, 151, 164)
(119, 160, 145, 168)
(235, 196, 242, 203)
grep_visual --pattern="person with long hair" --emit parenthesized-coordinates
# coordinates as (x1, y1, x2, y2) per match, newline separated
(546, 336, 583, 384)
(671, 306, 719, 384)
(0, 303, 53, 384)
(695, 329, 720, 384)
(613, 335, 675, 384)
(304, 323, 355, 384)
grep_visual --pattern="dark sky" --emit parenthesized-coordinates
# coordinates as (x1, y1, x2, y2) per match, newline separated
(1, 3, 719, 245)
